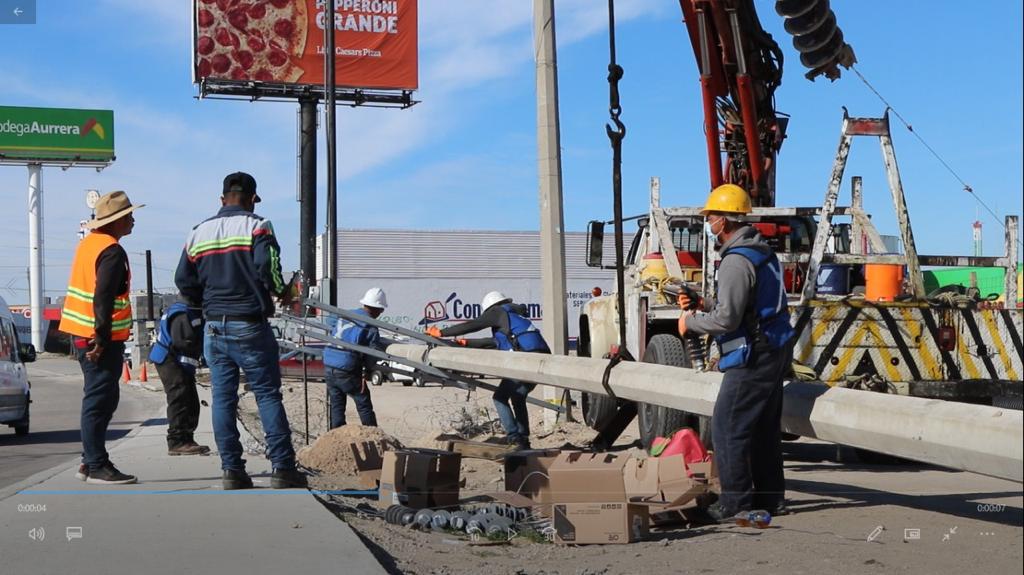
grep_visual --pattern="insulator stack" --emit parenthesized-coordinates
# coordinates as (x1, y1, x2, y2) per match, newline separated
(775, 0, 856, 80)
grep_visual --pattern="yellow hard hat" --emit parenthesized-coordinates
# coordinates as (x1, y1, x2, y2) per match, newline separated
(700, 183, 752, 215)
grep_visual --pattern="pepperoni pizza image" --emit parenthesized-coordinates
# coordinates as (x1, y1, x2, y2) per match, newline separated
(195, 0, 309, 83)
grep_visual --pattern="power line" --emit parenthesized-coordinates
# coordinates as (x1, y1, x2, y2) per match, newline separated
(851, 65, 1022, 248)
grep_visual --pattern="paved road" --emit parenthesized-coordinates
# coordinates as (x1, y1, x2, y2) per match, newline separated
(0, 356, 166, 490)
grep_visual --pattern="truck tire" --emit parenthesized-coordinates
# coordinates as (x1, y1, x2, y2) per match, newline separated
(577, 317, 619, 431)
(13, 403, 29, 436)
(369, 371, 385, 386)
(638, 334, 700, 450)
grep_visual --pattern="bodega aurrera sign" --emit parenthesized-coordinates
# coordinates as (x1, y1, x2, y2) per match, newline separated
(0, 106, 115, 163)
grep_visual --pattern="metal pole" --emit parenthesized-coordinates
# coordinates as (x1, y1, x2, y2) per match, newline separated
(27, 164, 44, 351)
(534, 0, 571, 425)
(145, 250, 155, 321)
(323, 0, 338, 307)
(299, 98, 318, 297)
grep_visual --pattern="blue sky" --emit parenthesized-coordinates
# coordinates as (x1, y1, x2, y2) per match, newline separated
(1, 0, 1021, 301)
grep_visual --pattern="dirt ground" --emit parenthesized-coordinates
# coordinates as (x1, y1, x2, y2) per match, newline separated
(238, 377, 1023, 575)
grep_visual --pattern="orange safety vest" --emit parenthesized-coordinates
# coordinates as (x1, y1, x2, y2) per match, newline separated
(58, 232, 133, 341)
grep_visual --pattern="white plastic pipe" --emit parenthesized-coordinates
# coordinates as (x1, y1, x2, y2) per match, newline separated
(386, 344, 1024, 482)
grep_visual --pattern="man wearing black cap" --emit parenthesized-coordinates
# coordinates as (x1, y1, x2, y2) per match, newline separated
(175, 172, 306, 490)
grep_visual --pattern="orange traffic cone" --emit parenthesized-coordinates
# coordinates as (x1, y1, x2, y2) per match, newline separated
(139, 363, 148, 383)
(121, 362, 131, 384)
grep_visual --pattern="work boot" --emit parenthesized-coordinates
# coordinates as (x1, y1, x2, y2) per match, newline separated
(271, 468, 308, 489)
(514, 438, 532, 451)
(75, 464, 89, 482)
(168, 442, 211, 456)
(222, 469, 253, 490)
(85, 463, 137, 485)
(703, 502, 737, 524)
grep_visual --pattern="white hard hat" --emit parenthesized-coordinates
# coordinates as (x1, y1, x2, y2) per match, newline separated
(481, 291, 511, 311)
(359, 287, 388, 310)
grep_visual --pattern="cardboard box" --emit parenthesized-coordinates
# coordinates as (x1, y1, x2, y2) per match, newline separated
(349, 441, 385, 489)
(503, 449, 562, 503)
(623, 456, 660, 500)
(553, 503, 649, 545)
(549, 452, 649, 544)
(377, 449, 461, 509)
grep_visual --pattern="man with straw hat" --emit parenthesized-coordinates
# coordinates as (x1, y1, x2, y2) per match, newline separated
(59, 190, 143, 485)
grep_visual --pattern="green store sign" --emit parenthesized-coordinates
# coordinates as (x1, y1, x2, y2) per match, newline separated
(0, 106, 115, 163)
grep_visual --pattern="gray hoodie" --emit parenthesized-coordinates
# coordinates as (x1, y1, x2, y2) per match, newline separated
(686, 225, 774, 336)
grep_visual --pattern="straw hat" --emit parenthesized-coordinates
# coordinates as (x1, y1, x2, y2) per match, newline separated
(87, 191, 145, 229)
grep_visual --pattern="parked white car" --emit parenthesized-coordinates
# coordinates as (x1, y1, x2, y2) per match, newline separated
(0, 295, 36, 435)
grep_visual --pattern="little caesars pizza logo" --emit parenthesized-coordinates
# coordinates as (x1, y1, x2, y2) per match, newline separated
(0, 118, 106, 139)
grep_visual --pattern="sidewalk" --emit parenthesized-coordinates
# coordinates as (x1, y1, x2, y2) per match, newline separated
(0, 384, 388, 575)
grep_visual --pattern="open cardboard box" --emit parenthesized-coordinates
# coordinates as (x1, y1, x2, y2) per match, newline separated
(377, 448, 461, 509)
(503, 448, 563, 506)
(626, 453, 717, 526)
(349, 441, 385, 489)
(548, 452, 649, 544)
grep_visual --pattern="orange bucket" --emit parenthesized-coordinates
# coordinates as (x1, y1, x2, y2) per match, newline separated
(865, 264, 904, 301)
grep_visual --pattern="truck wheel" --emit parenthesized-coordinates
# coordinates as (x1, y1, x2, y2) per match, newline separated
(369, 371, 385, 386)
(582, 393, 618, 431)
(638, 334, 700, 450)
(576, 317, 619, 431)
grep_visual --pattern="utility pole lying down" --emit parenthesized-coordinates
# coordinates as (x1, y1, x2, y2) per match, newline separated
(385, 344, 1024, 483)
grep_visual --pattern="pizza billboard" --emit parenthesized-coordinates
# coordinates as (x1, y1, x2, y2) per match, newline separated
(193, 0, 418, 91)
(0, 106, 115, 163)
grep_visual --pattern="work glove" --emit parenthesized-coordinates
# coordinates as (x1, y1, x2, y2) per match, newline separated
(425, 326, 443, 338)
(678, 311, 693, 338)
(677, 292, 703, 311)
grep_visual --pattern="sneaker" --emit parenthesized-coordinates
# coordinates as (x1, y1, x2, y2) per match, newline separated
(75, 464, 89, 482)
(168, 442, 211, 456)
(222, 469, 253, 490)
(85, 463, 137, 485)
(270, 468, 308, 489)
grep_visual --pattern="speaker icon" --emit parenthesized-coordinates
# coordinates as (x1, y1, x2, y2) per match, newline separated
(28, 527, 45, 542)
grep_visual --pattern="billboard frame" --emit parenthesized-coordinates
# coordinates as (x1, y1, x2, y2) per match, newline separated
(196, 79, 417, 109)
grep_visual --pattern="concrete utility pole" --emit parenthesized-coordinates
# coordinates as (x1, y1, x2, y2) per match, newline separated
(534, 0, 569, 424)
(27, 164, 44, 351)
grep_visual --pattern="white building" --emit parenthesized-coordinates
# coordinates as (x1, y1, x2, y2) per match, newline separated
(317, 230, 616, 346)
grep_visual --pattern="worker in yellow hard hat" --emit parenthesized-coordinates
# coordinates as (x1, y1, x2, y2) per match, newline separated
(679, 183, 795, 522)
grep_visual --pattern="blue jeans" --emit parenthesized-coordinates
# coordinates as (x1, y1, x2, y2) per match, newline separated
(712, 339, 794, 513)
(493, 379, 535, 442)
(77, 340, 125, 471)
(325, 367, 377, 428)
(204, 320, 295, 471)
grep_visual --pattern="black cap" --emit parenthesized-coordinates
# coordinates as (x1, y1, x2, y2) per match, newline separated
(223, 172, 261, 203)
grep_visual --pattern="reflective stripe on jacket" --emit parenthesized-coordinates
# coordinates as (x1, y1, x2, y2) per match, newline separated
(58, 232, 132, 341)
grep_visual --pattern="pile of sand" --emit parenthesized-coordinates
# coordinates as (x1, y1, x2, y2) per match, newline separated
(297, 424, 404, 480)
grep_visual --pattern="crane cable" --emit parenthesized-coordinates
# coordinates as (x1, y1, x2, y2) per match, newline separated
(605, 0, 632, 376)
(850, 65, 1022, 248)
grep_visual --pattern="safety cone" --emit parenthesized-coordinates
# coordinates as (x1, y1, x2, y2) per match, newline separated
(121, 362, 131, 384)
(139, 363, 148, 383)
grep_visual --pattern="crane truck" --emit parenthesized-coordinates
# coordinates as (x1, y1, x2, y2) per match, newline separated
(577, 0, 1023, 450)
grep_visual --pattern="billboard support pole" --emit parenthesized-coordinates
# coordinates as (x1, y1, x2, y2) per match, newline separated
(27, 164, 44, 351)
(324, 0, 338, 307)
(299, 97, 318, 297)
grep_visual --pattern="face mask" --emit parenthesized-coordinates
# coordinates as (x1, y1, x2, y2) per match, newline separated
(704, 219, 720, 244)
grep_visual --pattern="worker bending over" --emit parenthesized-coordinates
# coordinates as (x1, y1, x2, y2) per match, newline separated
(427, 291, 550, 450)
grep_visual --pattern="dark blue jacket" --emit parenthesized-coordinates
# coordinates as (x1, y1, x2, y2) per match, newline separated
(174, 205, 285, 319)
(323, 309, 382, 372)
